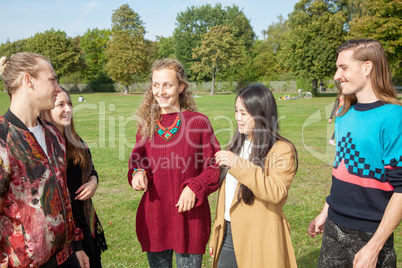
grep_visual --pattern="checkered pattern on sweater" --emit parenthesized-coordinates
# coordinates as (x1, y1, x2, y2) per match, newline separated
(334, 132, 382, 180)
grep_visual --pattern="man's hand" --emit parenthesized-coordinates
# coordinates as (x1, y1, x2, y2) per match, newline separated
(353, 241, 380, 268)
(308, 203, 329, 238)
(353, 193, 402, 267)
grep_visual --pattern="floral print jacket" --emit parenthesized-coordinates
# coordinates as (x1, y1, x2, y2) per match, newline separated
(0, 110, 83, 267)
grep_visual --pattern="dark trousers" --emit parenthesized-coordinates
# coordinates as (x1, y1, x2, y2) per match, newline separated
(58, 253, 80, 268)
(39, 252, 80, 268)
(217, 221, 238, 268)
(318, 218, 396, 268)
(147, 250, 202, 268)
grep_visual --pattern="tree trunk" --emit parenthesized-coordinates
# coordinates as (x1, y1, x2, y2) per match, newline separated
(312, 79, 318, 96)
(211, 67, 216, 95)
(124, 85, 129, 94)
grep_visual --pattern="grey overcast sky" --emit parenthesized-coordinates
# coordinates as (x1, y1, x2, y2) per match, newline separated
(0, 0, 300, 44)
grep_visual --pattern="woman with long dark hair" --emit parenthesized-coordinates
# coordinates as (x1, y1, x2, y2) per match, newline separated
(42, 88, 108, 267)
(210, 84, 298, 268)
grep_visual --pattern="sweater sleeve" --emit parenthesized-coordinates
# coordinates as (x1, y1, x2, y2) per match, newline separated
(127, 130, 153, 187)
(182, 115, 221, 206)
(85, 145, 98, 183)
(228, 141, 296, 204)
(72, 227, 84, 251)
(383, 114, 402, 193)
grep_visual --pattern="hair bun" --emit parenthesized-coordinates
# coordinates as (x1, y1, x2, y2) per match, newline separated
(0, 56, 8, 76)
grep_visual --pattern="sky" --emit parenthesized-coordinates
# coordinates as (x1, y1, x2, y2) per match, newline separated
(0, 0, 300, 44)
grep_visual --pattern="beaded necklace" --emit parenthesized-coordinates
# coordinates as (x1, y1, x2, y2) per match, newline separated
(155, 108, 181, 141)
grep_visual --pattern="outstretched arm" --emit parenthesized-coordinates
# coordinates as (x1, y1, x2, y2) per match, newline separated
(353, 193, 402, 268)
(217, 141, 296, 205)
(181, 116, 221, 208)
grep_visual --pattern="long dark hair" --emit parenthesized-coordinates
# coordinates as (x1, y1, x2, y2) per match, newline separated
(62, 89, 87, 167)
(221, 84, 298, 205)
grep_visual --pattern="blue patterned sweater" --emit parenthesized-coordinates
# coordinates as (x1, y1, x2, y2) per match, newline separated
(327, 101, 402, 233)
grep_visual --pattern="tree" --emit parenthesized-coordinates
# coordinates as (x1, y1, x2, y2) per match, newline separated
(105, 4, 147, 94)
(225, 5, 255, 51)
(254, 16, 289, 80)
(0, 39, 28, 57)
(348, 0, 402, 78)
(155, 36, 175, 59)
(279, 0, 348, 95)
(173, 4, 227, 79)
(81, 28, 111, 80)
(192, 26, 242, 95)
(25, 29, 81, 77)
(173, 4, 254, 80)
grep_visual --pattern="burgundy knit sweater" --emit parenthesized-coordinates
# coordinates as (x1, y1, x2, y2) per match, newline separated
(128, 111, 221, 254)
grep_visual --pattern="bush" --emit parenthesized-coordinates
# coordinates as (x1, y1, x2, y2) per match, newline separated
(296, 78, 311, 91)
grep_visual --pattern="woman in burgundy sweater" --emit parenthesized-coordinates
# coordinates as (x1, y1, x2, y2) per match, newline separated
(128, 58, 221, 268)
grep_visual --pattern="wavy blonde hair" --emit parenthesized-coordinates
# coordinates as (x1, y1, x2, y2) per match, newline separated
(136, 58, 196, 139)
(0, 52, 50, 97)
(336, 39, 401, 116)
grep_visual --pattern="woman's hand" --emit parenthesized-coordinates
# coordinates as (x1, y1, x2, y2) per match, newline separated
(215, 150, 237, 168)
(175, 186, 195, 213)
(209, 247, 213, 256)
(75, 250, 90, 268)
(131, 171, 148, 191)
(75, 176, 98, 201)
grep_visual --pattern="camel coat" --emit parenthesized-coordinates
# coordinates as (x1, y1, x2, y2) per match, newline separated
(209, 141, 297, 268)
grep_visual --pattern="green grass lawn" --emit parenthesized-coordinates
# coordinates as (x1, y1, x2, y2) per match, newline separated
(0, 91, 401, 267)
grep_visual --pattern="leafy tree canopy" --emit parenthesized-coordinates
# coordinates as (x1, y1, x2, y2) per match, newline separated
(155, 35, 175, 59)
(254, 16, 289, 80)
(173, 3, 254, 80)
(348, 0, 402, 77)
(0, 39, 28, 57)
(192, 25, 243, 94)
(25, 29, 81, 77)
(279, 0, 348, 94)
(105, 4, 147, 94)
(81, 28, 111, 80)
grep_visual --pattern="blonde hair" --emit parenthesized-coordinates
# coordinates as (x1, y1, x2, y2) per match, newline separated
(136, 58, 197, 139)
(0, 52, 50, 97)
(336, 39, 400, 115)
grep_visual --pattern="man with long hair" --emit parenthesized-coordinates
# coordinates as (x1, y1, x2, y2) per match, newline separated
(308, 39, 402, 267)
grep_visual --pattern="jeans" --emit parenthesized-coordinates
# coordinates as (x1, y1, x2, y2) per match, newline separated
(147, 250, 202, 268)
(318, 218, 396, 268)
(217, 221, 238, 268)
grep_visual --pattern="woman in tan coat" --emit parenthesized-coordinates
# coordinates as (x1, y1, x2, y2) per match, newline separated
(211, 84, 298, 268)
